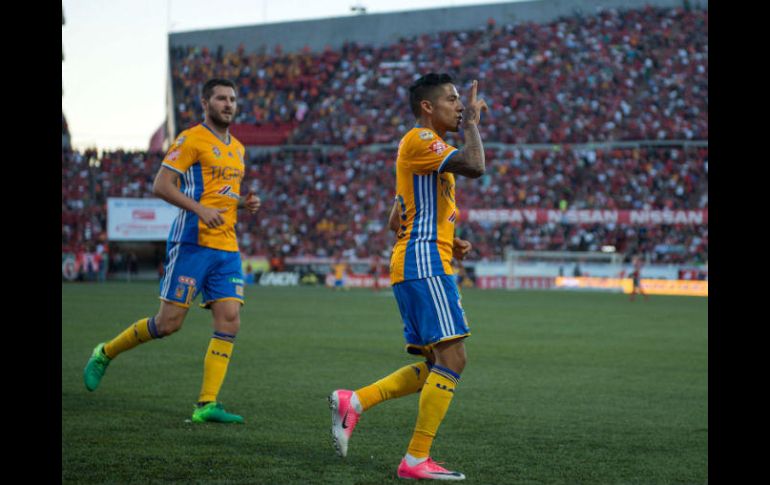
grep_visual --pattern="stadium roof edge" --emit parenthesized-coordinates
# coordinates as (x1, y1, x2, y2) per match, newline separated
(169, 0, 537, 35)
(168, 0, 698, 54)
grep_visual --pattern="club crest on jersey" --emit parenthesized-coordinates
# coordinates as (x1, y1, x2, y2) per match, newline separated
(167, 149, 181, 162)
(175, 135, 186, 146)
(213, 146, 222, 158)
(419, 130, 435, 141)
(228, 151, 233, 158)
(429, 141, 447, 155)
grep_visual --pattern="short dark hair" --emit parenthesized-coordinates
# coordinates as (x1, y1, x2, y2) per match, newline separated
(408, 73, 454, 118)
(201, 78, 237, 100)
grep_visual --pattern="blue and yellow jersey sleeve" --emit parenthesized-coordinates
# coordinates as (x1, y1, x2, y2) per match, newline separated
(162, 124, 246, 252)
(390, 127, 459, 285)
(162, 132, 200, 175)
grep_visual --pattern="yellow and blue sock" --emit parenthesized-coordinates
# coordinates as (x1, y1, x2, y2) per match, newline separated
(406, 364, 461, 459)
(197, 332, 236, 405)
(103, 316, 161, 359)
(354, 361, 432, 412)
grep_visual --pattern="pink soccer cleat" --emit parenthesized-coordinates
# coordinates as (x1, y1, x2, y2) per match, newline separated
(329, 389, 361, 457)
(397, 457, 466, 480)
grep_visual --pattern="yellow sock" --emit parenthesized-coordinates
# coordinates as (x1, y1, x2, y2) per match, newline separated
(407, 365, 460, 459)
(198, 334, 235, 403)
(355, 362, 431, 412)
(103, 317, 160, 359)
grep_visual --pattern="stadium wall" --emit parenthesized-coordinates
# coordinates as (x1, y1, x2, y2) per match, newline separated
(473, 261, 680, 279)
(168, 0, 695, 54)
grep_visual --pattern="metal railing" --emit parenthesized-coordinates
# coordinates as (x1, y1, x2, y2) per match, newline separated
(245, 139, 708, 156)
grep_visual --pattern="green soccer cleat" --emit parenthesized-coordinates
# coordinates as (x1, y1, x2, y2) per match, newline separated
(83, 343, 112, 392)
(191, 402, 244, 424)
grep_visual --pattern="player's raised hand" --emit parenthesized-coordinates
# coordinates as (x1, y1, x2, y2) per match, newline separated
(197, 205, 228, 228)
(462, 80, 489, 127)
(245, 190, 261, 214)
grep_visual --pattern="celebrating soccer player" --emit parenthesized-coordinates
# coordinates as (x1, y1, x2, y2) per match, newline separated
(83, 78, 261, 424)
(330, 73, 487, 480)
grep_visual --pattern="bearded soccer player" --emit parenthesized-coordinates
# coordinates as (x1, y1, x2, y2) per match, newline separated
(83, 78, 261, 423)
(329, 73, 487, 480)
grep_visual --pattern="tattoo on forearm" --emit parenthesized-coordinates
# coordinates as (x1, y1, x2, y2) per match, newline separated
(463, 122, 484, 170)
(443, 123, 485, 178)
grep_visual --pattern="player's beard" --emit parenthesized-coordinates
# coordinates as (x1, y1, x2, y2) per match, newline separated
(208, 109, 233, 130)
(446, 116, 461, 133)
(441, 110, 462, 133)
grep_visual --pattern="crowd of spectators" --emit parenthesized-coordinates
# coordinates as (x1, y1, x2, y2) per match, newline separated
(170, 44, 341, 129)
(62, 148, 160, 254)
(237, 145, 708, 264)
(62, 144, 708, 265)
(458, 145, 708, 211)
(169, 6, 707, 147)
(64, 5, 708, 269)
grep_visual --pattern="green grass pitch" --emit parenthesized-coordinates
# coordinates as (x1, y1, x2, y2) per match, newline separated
(62, 282, 707, 484)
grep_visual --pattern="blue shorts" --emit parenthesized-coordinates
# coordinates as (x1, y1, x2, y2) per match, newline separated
(392, 275, 470, 356)
(159, 242, 244, 309)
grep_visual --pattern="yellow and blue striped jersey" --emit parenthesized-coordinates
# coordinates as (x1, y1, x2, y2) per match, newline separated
(161, 124, 246, 252)
(333, 263, 347, 279)
(390, 126, 459, 284)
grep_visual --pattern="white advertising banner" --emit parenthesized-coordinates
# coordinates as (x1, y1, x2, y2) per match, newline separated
(107, 198, 178, 241)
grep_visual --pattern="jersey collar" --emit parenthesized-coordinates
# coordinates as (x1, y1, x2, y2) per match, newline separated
(202, 122, 231, 145)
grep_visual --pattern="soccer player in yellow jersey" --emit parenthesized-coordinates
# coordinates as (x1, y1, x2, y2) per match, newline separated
(332, 260, 348, 290)
(330, 73, 487, 480)
(83, 79, 261, 424)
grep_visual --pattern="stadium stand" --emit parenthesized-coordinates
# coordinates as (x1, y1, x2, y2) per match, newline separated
(62, 4, 707, 271)
(62, 145, 707, 264)
(168, 6, 707, 146)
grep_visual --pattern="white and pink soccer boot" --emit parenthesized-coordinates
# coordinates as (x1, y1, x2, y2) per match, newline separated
(329, 389, 361, 458)
(397, 457, 466, 480)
